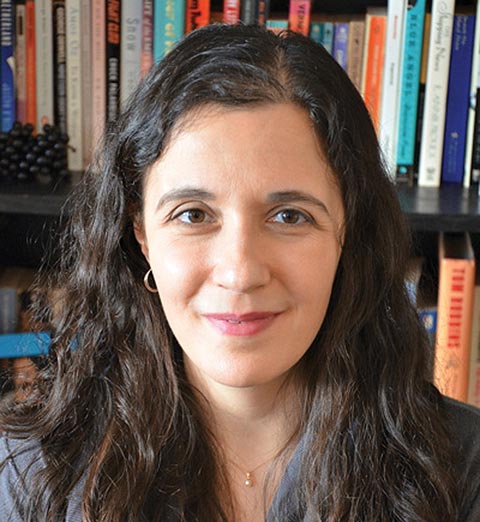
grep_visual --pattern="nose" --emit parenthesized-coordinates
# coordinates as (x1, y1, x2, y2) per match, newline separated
(211, 222, 271, 293)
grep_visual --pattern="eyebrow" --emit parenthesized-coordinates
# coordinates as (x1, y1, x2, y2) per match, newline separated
(155, 187, 331, 217)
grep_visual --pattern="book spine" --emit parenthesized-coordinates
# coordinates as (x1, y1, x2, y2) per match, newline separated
(241, 0, 258, 25)
(396, 0, 426, 182)
(379, 0, 407, 178)
(34, 0, 53, 130)
(185, 0, 210, 32)
(288, 0, 312, 37)
(120, 0, 143, 107)
(91, 0, 106, 148)
(223, 0, 240, 24)
(346, 20, 365, 92)
(14, 0, 26, 123)
(469, 1, 480, 185)
(81, 0, 92, 167)
(361, 12, 387, 133)
(321, 21, 334, 55)
(52, 0, 67, 133)
(24, 0, 35, 127)
(417, 0, 455, 187)
(1, 0, 15, 131)
(153, 0, 185, 62)
(266, 18, 288, 34)
(435, 233, 476, 403)
(106, 0, 121, 123)
(141, 0, 153, 77)
(309, 21, 323, 44)
(332, 22, 348, 71)
(66, 0, 83, 171)
(468, 284, 480, 407)
(441, 15, 475, 184)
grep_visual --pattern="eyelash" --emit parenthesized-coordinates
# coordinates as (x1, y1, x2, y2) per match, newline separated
(171, 207, 313, 226)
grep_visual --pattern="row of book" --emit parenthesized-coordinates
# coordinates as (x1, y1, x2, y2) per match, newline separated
(1, 233, 480, 407)
(409, 232, 480, 407)
(1, 0, 480, 186)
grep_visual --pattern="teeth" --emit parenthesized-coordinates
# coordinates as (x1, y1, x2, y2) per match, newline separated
(227, 319, 242, 324)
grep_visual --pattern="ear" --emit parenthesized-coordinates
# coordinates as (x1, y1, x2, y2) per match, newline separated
(133, 220, 150, 262)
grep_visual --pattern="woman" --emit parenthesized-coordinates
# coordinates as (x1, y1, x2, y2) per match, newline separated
(1, 24, 479, 522)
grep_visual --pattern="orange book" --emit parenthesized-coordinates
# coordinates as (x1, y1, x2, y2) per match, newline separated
(288, 0, 312, 36)
(223, 0, 240, 24)
(434, 232, 476, 402)
(25, 0, 36, 129)
(186, 0, 210, 32)
(360, 9, 387, 133)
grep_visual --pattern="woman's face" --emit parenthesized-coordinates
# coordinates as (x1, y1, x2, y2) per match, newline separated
(135, 103, 344, 392)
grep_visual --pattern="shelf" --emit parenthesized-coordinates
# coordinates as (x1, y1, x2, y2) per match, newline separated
(0, 332, 50, 358)
(397, 185, 480, 233)
(0, 172, 81, 216)
(1, 178, 480, 232)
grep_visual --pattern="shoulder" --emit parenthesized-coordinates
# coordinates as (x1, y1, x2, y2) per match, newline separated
(442, 397, 480, 521)
(0, 433, 45, 521)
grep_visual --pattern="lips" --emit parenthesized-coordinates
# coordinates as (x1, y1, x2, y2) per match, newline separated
(202, 312, 281, 336)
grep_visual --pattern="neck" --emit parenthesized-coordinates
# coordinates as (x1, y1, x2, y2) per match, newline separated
(186, 365, 301, 471)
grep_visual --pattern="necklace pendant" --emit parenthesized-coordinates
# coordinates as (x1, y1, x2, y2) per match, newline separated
(244, 472, 253, 487)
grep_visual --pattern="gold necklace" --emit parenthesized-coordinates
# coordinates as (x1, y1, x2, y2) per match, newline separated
(230, 454, 276, 488)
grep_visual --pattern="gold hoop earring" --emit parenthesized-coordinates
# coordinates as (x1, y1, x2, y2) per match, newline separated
(143, 268, 158, 293)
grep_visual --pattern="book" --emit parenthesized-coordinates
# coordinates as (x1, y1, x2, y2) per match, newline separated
(24, 0, 35, 127)
(66, 0, 83, 171)
(288, 0, 312, 36)
(153, 0, 185, 61)
(379, 0, 407, 178)
(52, 0, 67, 133)
(81, 0, 93, 167)
(396, 0, 426, 183)
(267, 18, 288, 34)
(120, 0, 143, 107)
(441, 14, 475, 184)
(414, 11, 432, 180)
(106, 0, 121, 123)
(346, 19, 365, 92)
(309, 21, 334, 54)
(14, 0, 27, 123)
(332, 22, 348, 71)
(434, 232, 475, 402)
(468, 274, 480, 407)
(0, 0, 15, 131)
(360, 8, 387, 133)
(186, 0, 210, 32)
(223, 0, 240, 24)
(417, 0, 455, 187)
(141, 0, 154, 77)
(34, 0, 54, 130)
(91, 0, 106, 148)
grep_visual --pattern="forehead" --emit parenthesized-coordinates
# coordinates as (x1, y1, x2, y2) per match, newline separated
(145, 103, 341, 206)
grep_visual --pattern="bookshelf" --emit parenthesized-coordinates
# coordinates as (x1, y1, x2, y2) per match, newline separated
(1, 0, 480, 368)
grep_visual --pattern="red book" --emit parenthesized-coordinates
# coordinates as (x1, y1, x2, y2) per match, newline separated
(288, 0, 312, 36)
(186, 0, 210, 32)
(223, 0, 240, 24)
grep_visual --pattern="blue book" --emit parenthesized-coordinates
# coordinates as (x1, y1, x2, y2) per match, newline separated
(396, 0, 426, 181)
(153, 0, 185, 62)
(333, 22, 348, 71)
(309, 21, 334, 55)
(418, 307, 437, 350)
(0, 0, 15, 131)
(0, 332, 50, 358)
(441, 14, 475, 184)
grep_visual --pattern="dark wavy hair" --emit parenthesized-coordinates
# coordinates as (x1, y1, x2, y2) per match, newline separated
(1, 24, 462, 521)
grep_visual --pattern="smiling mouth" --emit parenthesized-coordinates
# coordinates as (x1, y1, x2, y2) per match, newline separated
(202, 312, 282, 337)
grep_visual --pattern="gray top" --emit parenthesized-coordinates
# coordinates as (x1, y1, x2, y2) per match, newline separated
(1, 397, 479, 521)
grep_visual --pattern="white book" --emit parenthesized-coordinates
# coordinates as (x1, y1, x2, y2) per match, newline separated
(14, 3, 27, 123)
(35, 0, 54, 130)
(91, 0, 106, 148)
(66, 0, 83, 171)
(81, 0, 92, 168)
(379, 0, 408, 177)
(463, 0, 480, 187)
(417, 0, 456, 187)
(120, 0, 143, 107)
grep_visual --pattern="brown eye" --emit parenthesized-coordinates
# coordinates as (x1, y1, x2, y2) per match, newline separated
(177, 208, 208, 224)
(271, 209, 309, 225)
